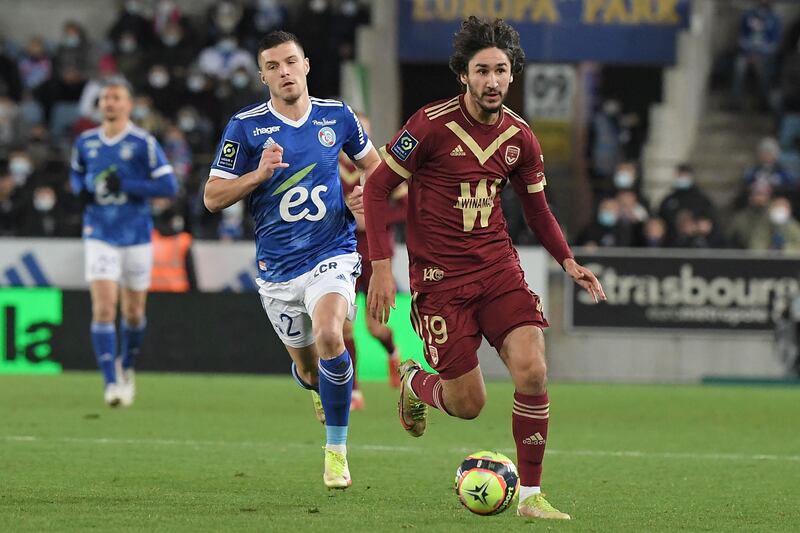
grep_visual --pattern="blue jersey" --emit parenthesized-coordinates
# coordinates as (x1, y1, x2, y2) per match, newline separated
(70, 123, 177, 246)
(210, 98, 373, 282)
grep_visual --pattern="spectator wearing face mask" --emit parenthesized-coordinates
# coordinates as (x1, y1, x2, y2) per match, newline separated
(576, 197, 628, 248)
(109, 0, 154, 50)
(18, 37, 52, 95)
(19, 184, 69, 237)
(658, 163, 717, 244)
(7, 149, 35, 191)
(589, 98, 622, 190)
(55, 21, 90, 76)
(143, 64, 183, 119)
(205, 1, 244, 45)
(151, 20, 195, 81)
(641, 217, 667, 248)
(113, 30, 149, 90)
(198, 35, 257, 81)
(219, 67, 263, 121)
(743, 196, 800, 252)
(238, 0, 288, 53)
(174, 105, 216, 153)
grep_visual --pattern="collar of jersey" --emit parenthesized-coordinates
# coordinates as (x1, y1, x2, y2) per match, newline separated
(99, 122, 132, 146)
(267, 99, 312, 128)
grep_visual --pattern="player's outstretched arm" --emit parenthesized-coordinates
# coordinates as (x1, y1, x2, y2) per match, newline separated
(367, 259, 396, 324)
(563, 258, 606, 304)
(204, 144, 289, 212)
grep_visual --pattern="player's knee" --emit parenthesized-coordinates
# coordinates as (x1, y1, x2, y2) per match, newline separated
(453, 397, 485, 420)
(92, 303, 116, 323)
(313, 326, 344, 356)
(521, 359, 548, 393)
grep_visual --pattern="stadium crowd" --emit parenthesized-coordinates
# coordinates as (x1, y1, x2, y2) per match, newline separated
(0, 0, 799, 252)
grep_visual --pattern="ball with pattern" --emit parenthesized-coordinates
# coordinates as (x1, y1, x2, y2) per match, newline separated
(454, 451, 519, 515)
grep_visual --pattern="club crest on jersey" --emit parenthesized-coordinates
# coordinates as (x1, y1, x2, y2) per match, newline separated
(505, 145, 520, 165)
(391, 130, 418, 161)
(318, 127, 336, 147)
(119, 142, 135, 161)
(218, 139, 240, 169)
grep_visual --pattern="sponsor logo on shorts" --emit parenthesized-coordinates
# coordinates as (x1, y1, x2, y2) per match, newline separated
(423, 267, 444, 282)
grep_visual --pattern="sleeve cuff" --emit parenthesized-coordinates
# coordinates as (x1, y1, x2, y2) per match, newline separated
(209, 169, 240, 180)
(352, 139, 374, 161)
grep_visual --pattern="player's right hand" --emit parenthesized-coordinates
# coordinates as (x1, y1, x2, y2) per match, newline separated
(367, 260, 396, 324)
(257, 143, 290, 181)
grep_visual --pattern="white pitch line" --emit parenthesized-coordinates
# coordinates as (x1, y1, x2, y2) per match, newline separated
(3, 435, 799, 463)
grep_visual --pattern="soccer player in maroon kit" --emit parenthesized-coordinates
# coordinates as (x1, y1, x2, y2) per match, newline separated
(364, 17, 605, 519)
(339, 117, 407, 410)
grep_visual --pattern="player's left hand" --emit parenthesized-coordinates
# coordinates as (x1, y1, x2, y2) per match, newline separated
(105, 171, 122, 194)
(347, 185, 364, 215)
(563, 258, 606, 304)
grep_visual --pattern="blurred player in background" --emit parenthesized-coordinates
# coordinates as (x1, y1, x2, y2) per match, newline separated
(204, 31, 380, 489)
(339, 112, 407, 411)
(70, 77, 178, 407)
(364, 17, 605, 519)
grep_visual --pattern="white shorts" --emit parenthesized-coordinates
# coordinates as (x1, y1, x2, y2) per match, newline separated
(84, 239, 153, 291)
(257, 252, 361, 348)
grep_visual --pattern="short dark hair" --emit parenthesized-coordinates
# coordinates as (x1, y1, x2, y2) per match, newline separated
(257, 31, 304, 64)
(449, 17, 525, 82)
(101, 76, 133, 97)
(676, 163, 693, 174)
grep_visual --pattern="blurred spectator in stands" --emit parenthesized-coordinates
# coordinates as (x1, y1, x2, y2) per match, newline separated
(642, 217, 667, 248)
(153, 0, 183, 39)
(198, 35, 257, 81)
(25, 125, 52, 168)
(658, 163, 717, 244)
(745, 196, 800, 251)
(618, 110, 645, 160)
(43, 63, 87, 140)
(109, 0, 154, 49)
(175, 105, 216, 154)
(205, 1, 244, 45)
(218, 200, 244, 241)
(668, 210, 701, 248)
(143, 64, 183, 119)
(694, 216, 726, 248)
(18, 37, 52, 97)
(295, 0, 337, 97)
(779, 36, 800, 178)
(131, 95, 168, 138)
(184, 71, 221, 127)
(219, 66, 264, 121)
(7, 148, 35, 189)
(0, 170, 22, 236)
(0, 96, 18, 150)
(615, 189, 647, 246)
(731, 0, 782, 111)
(737, 137, 797, 212)
(729, 181, 772, 248)
(589, 98, 622, 193)
(163, 124, 192, 187)
(238, 0, 289, 53)
(78, 55, 118, 122)
(152, 20, 195, 82)
(55, 21, 91, 76)
(0, 39, 22, 101)
(576, 197, 630, 248)
(113, 30, 149, 90)
(18, 184, 69, 237)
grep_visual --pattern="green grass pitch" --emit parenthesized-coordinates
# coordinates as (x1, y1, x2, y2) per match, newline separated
(1, 373, 799, 532)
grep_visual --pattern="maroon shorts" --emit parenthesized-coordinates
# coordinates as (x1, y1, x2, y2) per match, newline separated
(409, 265, 547, 380)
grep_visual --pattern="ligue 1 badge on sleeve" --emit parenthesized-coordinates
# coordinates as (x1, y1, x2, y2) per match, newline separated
(391, 130, 418, 161)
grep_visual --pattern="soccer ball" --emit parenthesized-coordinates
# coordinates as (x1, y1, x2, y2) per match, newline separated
(454, 451, 519, 515)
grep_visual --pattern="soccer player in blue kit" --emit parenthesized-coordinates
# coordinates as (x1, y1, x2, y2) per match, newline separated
(204, 31, 381, 489)
(70, 78, 178, 407)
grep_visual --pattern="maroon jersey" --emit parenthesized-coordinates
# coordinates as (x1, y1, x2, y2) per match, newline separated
(379, 95, 551, 293)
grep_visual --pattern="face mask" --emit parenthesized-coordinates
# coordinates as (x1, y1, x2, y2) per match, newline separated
(674, 175, 693, 190)
(126, 0, 142, 14)
(770, 207, 790, 225)
(34, 193, 56, 212)
(598, 210, 617, 227)
(187, 75, 205, 92)
(603, 100, 620, 115)
(9, 158, 33, 178)
(162, 33, 180, 47)
(62, 34, 80, 48)
(217, 39, 236, 52)
(119, 38, 137, 53)
(178, 116, 196, 131)
(149, 71, 169, 88)
(232, 73, 250, 89)
(132, 105, 150, 120)
(613, 171, 634, 189)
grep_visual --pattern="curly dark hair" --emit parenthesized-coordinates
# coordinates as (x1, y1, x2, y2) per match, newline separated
(449, 17, 525, 83)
